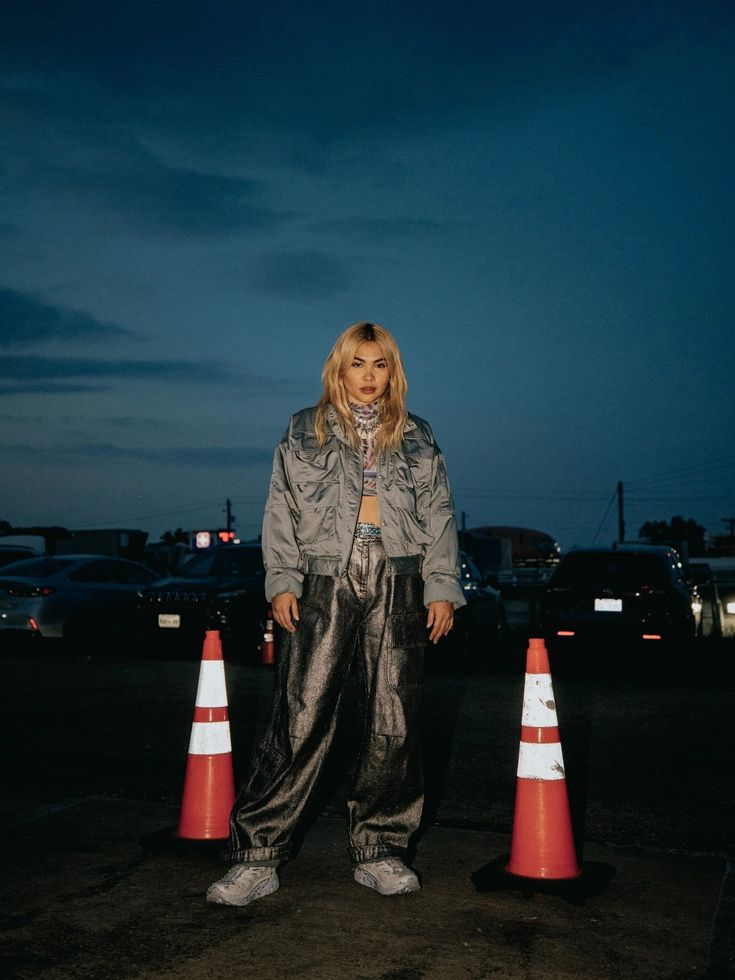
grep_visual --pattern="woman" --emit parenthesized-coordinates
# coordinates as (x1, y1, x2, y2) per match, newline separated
(207, 322, 465, 906)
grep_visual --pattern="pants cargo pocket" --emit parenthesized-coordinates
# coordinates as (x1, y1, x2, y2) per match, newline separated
(378, 612, 426, 736)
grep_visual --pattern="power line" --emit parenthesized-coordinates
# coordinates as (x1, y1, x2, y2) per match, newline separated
(590, 486, 619, 545)
(624, 456, 735, 490)
(69, 496, 266, 529)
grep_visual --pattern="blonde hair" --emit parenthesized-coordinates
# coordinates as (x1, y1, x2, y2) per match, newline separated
(315, 322, 408, 451)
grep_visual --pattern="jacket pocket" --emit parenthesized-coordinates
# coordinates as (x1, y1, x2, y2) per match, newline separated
(295, 504, 336, 547)
(294, 479, 340, 507)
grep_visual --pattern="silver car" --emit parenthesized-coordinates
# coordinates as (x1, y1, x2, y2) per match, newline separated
(0, 554, 158, 644)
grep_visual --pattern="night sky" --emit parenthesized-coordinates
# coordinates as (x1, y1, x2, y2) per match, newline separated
(2, 2, 733, 550)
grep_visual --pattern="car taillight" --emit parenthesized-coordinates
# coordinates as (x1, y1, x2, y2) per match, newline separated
(8, 585, 55, 598)
(642, 633, 662, 640)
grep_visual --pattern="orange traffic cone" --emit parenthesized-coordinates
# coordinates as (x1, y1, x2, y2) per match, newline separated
(176, 629, 235, 840)
(506, 637, 581, 880)
(261, 607, 275, 666)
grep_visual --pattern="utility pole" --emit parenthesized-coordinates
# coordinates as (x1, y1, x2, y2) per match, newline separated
(617, 481, 625, 543)
(723, 517, 735, 538)
(461, 510, 467, 549)
(226, 498, 234, 533)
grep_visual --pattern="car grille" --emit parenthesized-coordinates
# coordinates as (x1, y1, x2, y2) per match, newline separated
(140, 591, 209, 605)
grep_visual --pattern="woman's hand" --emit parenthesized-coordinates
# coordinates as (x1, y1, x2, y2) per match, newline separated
(272, 592, 300, 634)
(427, 600, 454, 645)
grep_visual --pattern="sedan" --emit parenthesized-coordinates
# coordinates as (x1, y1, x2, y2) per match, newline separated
(0, 554, 159, 647)
(137, 543, 266, 659)
(537, 545, 700, 654)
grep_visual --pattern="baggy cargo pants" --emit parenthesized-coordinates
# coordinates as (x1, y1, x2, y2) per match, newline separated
(228, 534, 426, 866)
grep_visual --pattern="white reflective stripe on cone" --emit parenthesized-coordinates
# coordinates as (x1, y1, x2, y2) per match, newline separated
(188, 721, 232, 755)
(195, 660, 228, 708)
(521, 673, 559, 728)
(517, 741, 566, 780)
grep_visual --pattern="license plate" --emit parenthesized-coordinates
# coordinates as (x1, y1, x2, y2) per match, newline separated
(595, 598, 622, 613)
(158, 613, 181, 629)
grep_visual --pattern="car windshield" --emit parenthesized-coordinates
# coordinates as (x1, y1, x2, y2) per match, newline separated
(551, 553, 670, 590)
(177, 548, 263, 578)
(0, 557, 73, 578)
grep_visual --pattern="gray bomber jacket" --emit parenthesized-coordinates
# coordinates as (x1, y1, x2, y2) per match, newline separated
(261, 405, 466, 609)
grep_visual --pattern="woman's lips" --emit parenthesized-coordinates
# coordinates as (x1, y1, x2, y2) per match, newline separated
(360, 386, 376, 393)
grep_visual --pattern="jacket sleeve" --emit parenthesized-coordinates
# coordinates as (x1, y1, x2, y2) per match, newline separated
(261, 433, 304, 601)
(422, 442, 467, 609)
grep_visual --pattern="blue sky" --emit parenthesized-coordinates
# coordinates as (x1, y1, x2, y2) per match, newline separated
(1, 1, 733, 549)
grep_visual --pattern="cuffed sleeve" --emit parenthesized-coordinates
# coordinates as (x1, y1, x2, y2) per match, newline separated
(422, 442, 466, 610)
(261, 436, 305, 602)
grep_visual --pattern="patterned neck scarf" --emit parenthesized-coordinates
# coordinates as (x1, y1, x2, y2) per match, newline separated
(349, 401, 381, 496)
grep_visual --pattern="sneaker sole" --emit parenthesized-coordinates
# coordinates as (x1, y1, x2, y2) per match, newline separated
(353, 868, 420, 896)
(206, 874, 280, 907)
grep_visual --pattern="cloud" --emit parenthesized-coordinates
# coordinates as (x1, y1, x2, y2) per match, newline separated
(248, 251, 354, 300)
(3, 355, 239, 384)
(0, 286, 133, 347)
(0, 382, 107, 397)
(45, 155, 292, 236)
(0, 354, 242, 396)
(2, 441, 272, 469)
(2, 1, 727, 171)
(312, 215, 447, 243)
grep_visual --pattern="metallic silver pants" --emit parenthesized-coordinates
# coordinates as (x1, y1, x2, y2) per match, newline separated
(229, 537, 426, 865)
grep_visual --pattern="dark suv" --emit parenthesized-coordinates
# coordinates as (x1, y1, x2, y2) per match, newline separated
(537, 545, 700, 651)
(137, 543, 267, 659)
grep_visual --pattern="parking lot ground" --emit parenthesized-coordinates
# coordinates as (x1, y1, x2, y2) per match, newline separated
(2, 642, 734, 978)
(0, 796, 727, 980)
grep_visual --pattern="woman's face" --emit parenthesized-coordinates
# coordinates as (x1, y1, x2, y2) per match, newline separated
(342, 341, 390, 405)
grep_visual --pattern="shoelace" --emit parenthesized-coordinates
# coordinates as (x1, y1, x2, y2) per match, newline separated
(226, 865, 269, 883)
(374, 858, 408, 877)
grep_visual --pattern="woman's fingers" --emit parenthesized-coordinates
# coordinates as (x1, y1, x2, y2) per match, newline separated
(427, 601, 454, 644)
(272, 593, 299, 633)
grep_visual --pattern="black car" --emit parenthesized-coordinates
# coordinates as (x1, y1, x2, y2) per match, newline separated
(537, 545, 700, 653)
(137, 543, 267, 659)
(0, 545, 38, 569)
(439, 551, 505, 660)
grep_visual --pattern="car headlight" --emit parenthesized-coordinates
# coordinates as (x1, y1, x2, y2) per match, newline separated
(691, 600, 702, 614)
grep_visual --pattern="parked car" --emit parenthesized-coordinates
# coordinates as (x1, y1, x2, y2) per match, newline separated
(708, 561, 735, 639)
(0, 554, 158, 646)
(537, 545, 701, 653)
(440, 551, 505, 659)
(0, 545, 37, 569)
(137, 543, 267, 659)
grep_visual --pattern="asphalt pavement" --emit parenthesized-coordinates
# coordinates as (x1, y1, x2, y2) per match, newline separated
(0, 795, 730, 980)
(1, 639, 734, 979)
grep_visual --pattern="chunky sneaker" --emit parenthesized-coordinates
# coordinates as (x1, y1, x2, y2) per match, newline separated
(354, 857, 420, 896)
(206, 865, 279, 907)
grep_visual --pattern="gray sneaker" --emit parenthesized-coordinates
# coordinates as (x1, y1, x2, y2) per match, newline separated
(206, 864, 279, 907)
(354, 857, 420, 896)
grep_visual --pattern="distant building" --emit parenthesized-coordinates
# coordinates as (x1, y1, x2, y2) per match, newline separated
(55, 529, 148, 562)
(461, 526, 560, 573)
